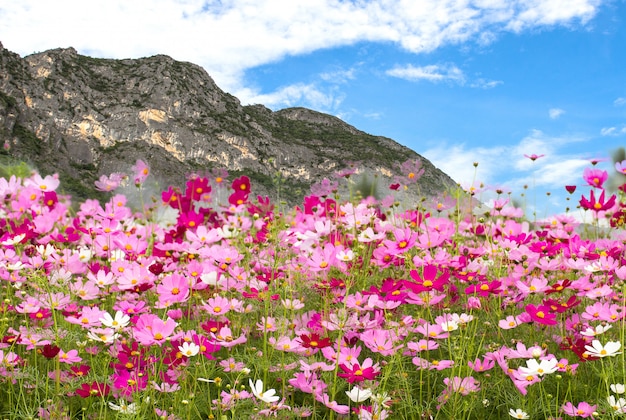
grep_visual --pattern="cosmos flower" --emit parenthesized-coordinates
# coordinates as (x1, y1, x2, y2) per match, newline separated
(584, 340, 622, 358)
(249, 379, 280, 404)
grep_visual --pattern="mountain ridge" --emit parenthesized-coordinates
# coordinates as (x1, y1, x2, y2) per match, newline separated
(0, 42, 458, 206)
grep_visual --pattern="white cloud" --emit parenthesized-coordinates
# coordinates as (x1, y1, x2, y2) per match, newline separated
(241, 83, 344, 111)
(0, 0, 603, 96)
(601, 126, 626, 136)
(470, 78, 504, 89)
(423, 130, 591, 189)
(386, 64, 465, 84)
(320, 68, 356, 84)
(422, 142, 507, 187)
(614, 97, 626, 106)
(549, 108, 565, 119)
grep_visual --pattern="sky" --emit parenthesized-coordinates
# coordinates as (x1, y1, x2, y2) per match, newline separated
(1, 0, 626, 219)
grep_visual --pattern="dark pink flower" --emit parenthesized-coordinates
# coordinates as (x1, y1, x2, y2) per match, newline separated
(525, 304, 558, 325)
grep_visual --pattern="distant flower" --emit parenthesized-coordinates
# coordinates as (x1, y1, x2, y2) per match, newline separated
(584, 340, 622, 358)
(132, 159, 150, 186)
(565, 185, 577, 194)
(509, 408, 530, 419)
(249, 379, 280, 404)
(616, 159, 626, 175)
(524, 153, 545, 161)
(94, 173, 125, 192)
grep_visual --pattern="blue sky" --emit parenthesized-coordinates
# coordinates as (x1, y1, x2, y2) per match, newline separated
(1, 0, 625, 219)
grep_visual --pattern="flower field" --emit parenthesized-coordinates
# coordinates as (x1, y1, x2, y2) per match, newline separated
(0, 158, 625, 419)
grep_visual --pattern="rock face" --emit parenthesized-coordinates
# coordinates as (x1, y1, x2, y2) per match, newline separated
(0, 42, 457, 205)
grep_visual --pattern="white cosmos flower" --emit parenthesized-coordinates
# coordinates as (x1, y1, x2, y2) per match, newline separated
(178, 342, 200, 357)
(99, 311, 130, 330)
(1, 233, 25, 245)
(346, 386, 372, 403)
(580, 324, 612, 337)
(607, 395, 626, 413)
(108, 400, 138, 414)
(509, 408, 529, 419)
(611, 383, 626, 394)
(440, 320, 459, 332)
(585, 340, 622, 358)
(519, 358, 558, 377)
(249, 379, 280, 404)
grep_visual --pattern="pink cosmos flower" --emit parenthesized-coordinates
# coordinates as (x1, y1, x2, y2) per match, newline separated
(24, 173, 60, 192)
(58, 349, 82, 364)
(203, 295, 231, 316)
(561, 401, 597, 418)
(66, 307, 108, 328)
(384, 227, 418, 255)
(219, 357, 247, 372)
(360, 329, 402, 356)
(94, 173, 125, 192)
(468, 357, 495, 372)
(406, 339, 439, 353)
(582, 167, 608, 188)
(315, 392, 350, 415)
(414, 322, 449, 339)
(156, 273, 190, 307)
(210, 326, 247, 348)
(133, 314, 178, 346)
(132, 159, 150, 185)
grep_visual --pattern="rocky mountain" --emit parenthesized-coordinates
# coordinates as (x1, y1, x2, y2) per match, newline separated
(0, 42, 458, 207)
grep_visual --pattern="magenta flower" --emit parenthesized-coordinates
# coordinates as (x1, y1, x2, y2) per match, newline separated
(405, 265, 449, 293)
(74, 381, 111, 398)
(524, 153, 545, 161)
(338, 358, 380, 383)
(583, 167, 608, 188)
(525, 304, 558, 325)
(579, 189, 617, 213)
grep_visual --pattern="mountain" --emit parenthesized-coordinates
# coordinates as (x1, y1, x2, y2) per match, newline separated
(0, 41, 458, 206)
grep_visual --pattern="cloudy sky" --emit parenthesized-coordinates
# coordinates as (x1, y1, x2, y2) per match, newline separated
(1, 0, 625, 219)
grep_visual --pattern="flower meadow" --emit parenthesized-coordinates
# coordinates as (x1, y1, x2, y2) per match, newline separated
(0, 157, 626, 420)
